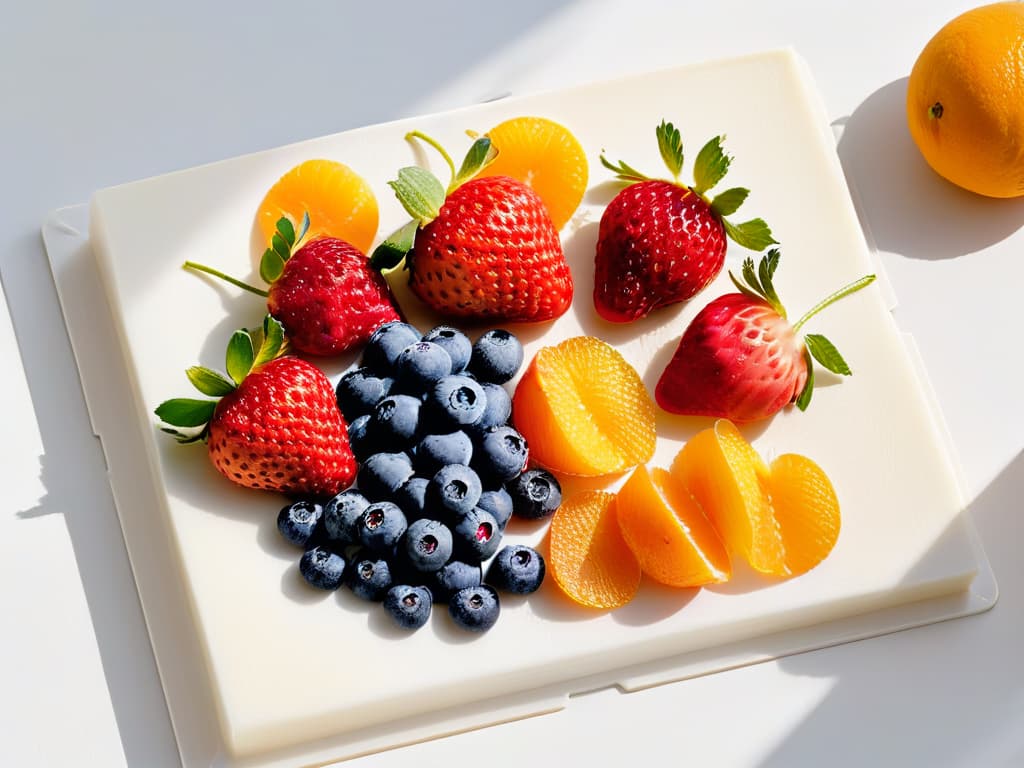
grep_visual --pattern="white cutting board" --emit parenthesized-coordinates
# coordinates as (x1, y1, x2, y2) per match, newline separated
(44, 49, 995, 767)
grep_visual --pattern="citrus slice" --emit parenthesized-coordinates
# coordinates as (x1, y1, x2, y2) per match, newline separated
(476, 116, 588, 230)
(512, 336, 656, 477)
(256, 159, 379, 253)
(548, 491, 641, 609)
(617, 465, 731, 587)
(765, 453, 841, 576)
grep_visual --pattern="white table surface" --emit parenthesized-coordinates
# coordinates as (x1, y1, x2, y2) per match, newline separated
(2, 2, 1022, 766)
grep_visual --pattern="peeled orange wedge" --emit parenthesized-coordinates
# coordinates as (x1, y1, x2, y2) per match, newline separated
(512, 336, 656, 477)
(476, 116, 588, 230)
(256, 159, 379, 253)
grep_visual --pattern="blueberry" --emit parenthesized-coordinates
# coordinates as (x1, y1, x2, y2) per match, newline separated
(357, 451, 414, 501)
(487, 545, 545, 594)
(336, 367, 393, 421)
(466, 382, 512, 436)
(277, 499, 323, 547)
(395, 341, 453, 393)
(507, 469, 562, 520)
(452, 507, 502, 562)
(371, 394, 422, 448)
(402, 518, 454, 573)
(299, 545, 346, 590)
(346, 550, 394, 601)
(383, 585, 433, 630)
(364, 321, 422, 373)
(323, 489, 370, 544)
(429, 464, 483, 519)
(347, 414, 378, 462)
(432, 560, 482, 602)
(393, 476, 430, 521)
(422, 326, 472, 373)
(414, 431, 473, 475)
(473, 425, 529, 484)
(469, 329, 523, 384)
(357, 501, 408, 554)
(426, 375, 487, 431)
(477, 487, 514, 528)
(448, 585, 500, 632)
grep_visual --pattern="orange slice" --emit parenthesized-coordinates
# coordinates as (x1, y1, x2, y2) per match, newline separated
(476, 116, 588, 230)
(512, 336, 656, 477)
(617, 465, 731, 587)
(549, 491, 641, 609)
(670, 419, 785, 575)
(765, 453, 841, 576)
(256, 159, 378, 254)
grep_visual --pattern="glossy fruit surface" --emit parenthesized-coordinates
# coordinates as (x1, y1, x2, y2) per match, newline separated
(907, 2, 1024, 198)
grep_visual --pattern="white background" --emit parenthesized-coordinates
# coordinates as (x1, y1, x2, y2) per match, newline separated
(2, 1, 1022, 766)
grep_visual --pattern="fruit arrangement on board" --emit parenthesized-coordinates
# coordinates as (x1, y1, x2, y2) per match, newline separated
(155, 113, 877, 631)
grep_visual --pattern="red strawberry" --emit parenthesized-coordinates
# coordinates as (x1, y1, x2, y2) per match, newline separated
(594, 121, 776, 322)
(655, 250, 876, 422)
(185, 215, 400, 356)
(155, 316, 356, 497)
(371, 132, 573, 322)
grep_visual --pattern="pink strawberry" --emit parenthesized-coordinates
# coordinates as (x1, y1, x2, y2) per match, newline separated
(655, 250, 876, 422)
(155, 316, 356, 496)
(594, 121, 775, 322)
(371, 132, 573, 322)
(185, 215, 400, 356)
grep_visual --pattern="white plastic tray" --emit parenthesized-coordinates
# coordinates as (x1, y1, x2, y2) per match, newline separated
(44, 49, 996, 768)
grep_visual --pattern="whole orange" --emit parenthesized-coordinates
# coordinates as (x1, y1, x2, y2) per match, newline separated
(906, 2, 1024, 198)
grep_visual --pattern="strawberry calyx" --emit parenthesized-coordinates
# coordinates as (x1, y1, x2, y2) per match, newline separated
(183, 214, 311, 296)
(600, 120, 777, 252)
(154, 315, 288, 443)
(370, 132, 498, 271)
(729, 249, 877, 411)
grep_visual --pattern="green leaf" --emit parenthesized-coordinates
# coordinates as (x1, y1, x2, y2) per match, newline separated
(795, 346, 815, 411)
(389, 167, 446, 226)
(260, 247, 285, 284)
(159, 426, 206, 444)
(740, 256, 762, 296)
(722, 217, 778, 251)
(805, 334, 852, 375)
(599, 154, 650, 183)
(185, 366, 235, 397)
(155, 398, 216, 428)
(655, 120, 684, 180)
(277, 217, 296, 247)
(272, 232, 290, 262)
(710, 187, 749, 218)
(693, 136, 731, 195)
(226, 330, 255, 385)
(297, 212, 311, 244)
(370, 220, 419, 271)
(454, 137, 498, 188)
(253, 315, 286, 369)
(757, 249, 783, 313)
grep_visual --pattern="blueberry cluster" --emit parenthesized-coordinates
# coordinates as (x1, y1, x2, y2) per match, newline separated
(277, 321, 560, 633)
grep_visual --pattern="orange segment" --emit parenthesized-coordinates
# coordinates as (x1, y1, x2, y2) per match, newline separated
(549, 491, 641, 609)
(671, 419, 786, 576)
(256, 159, 379, 254)
(766, 453, 841, 576)
(617, 465, 731, 587)
(512, 336, 656, 477)
(477, 116, 588, 230)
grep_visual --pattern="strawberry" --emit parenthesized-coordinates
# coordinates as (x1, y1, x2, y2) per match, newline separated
(370, 132, 572, 322)
(185, 214, 400, 356)
(594, 121, 776, 322)
(655, 250, 876, 422)
(155, 316, 356, 497)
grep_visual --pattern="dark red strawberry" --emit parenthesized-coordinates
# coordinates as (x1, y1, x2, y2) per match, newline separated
(371, 132, 572, 322)
(155, 316, 356, 497)
(595, 121, 776, 322)
(185, 215, 400, 356)
(655, 250, 876, 422)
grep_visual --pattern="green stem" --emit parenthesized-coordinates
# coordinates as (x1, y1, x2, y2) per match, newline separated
(792, 274, 876, 332)
(183, 262, 268, 298)
(406, 130, 456, 188)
